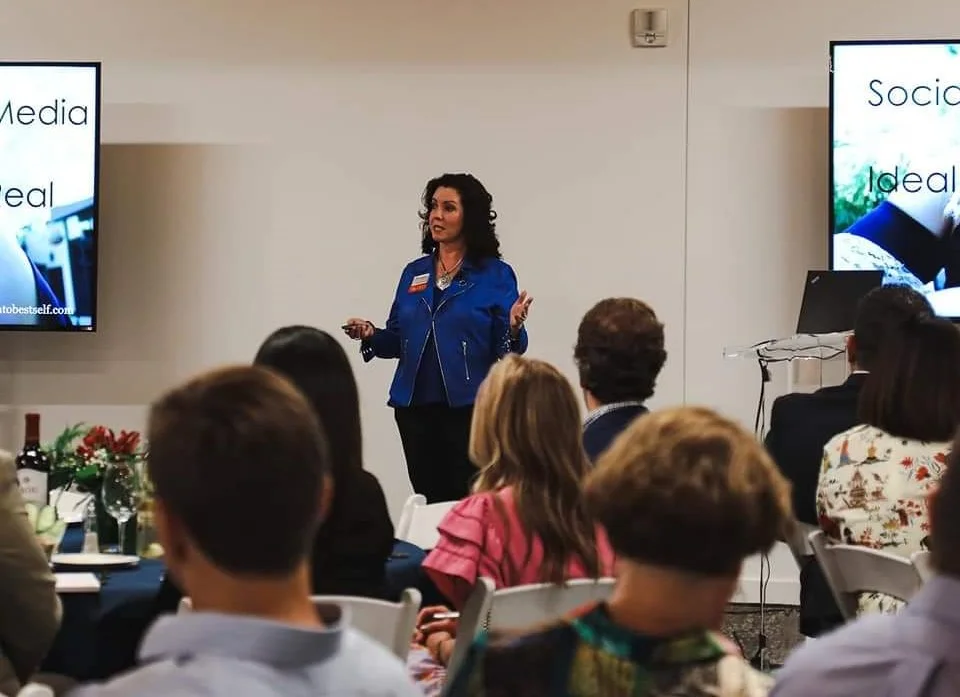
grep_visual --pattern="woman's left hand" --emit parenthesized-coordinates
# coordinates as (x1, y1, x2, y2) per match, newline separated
(510, 290, 533, 334)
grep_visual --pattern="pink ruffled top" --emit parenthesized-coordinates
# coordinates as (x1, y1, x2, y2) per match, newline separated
(422, 486, 616, 608)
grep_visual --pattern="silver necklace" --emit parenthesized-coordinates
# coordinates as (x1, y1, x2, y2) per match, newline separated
(436, 256, 462, 290)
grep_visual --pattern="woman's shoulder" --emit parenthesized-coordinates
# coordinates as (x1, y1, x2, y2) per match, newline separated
(398, 255, 432, 275)
(825, 423, 877, 448)
(447, 488, 503, 515)
(439, 488, 513, 530)
(475, 256, 518, 278)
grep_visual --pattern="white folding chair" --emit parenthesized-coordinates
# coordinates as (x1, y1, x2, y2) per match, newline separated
(313, 588, 422, 659)
(178, 588, 422, 659)
(394, 493, 458, 550)
(784, 520, 819, 563)
(808, 529, 923, 620)
(15, 685, 55, 697)
(447, 576, 616, 675)
(911, 550, 934, 583)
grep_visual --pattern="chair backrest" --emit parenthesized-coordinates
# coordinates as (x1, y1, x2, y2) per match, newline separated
(394, 493, 457, 550)
(447, 576, 615, 675)
(16, 685, 55, 697)
(808, 529, 923, 619)
(313, 588, 422, 659)
(177, 588, 421, 660)
(912, 550, 934, 583)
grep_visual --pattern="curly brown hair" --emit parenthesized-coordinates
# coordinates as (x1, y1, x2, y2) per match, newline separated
(419, 173, 501, 262)
(573, 298, 666, 404)
(584, 406, 792, 575)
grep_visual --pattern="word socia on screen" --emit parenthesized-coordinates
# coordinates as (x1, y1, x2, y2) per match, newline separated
(867, 78, 960, 108)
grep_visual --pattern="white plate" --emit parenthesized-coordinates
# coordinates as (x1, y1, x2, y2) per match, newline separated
(51, 553, 139, 568)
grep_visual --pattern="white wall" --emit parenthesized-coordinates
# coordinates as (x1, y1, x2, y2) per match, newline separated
(3, 0, 958, 605)
(0, 0, 689, 526)
(686, 0, 960, 603)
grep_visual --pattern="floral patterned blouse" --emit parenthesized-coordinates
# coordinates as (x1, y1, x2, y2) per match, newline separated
(817, 424, 950, 615)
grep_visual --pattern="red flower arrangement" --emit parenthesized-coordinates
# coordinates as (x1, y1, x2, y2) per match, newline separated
(75, 426, 142, 463)
(47, 423, 147, 495)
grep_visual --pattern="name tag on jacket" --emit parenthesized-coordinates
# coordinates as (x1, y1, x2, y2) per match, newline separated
(408, 273, 429, 293)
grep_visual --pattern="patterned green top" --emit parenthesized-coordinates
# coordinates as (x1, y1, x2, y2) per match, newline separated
(443, 602, 772, 697)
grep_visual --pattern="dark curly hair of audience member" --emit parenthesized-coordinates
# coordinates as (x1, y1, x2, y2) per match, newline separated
(419, 173, 501, 261)
(574, 298, 667, 405)
(858, 315, 960, 442)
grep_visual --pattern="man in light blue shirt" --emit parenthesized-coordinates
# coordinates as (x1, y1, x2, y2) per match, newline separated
(771, 429, 960, 697)
(68, 365, 421, 697)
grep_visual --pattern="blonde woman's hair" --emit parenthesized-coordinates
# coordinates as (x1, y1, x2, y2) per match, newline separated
(469, 354, 600, 584)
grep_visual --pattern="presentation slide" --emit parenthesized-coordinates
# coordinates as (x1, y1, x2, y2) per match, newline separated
(0, 63, 99, 331)
(830, 42, 960, 318)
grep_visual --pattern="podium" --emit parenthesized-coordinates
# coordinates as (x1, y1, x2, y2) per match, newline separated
(722, 332, 850, 620)
(723, 332, 849, 396)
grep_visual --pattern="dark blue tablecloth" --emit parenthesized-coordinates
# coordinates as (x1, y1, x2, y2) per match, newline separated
(42, 530, 439, 680)
(41, 525, 165, 680)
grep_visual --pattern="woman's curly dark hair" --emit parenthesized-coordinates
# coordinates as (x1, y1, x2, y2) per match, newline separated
(419, 173, 501, 261)
(574, 298, 667, 404)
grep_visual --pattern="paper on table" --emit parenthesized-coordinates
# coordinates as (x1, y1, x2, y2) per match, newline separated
(49, 489, 91, 524)
(55, 572, 101, 594)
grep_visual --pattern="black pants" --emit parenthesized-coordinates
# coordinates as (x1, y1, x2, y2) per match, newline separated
(394, 404, 475, 503)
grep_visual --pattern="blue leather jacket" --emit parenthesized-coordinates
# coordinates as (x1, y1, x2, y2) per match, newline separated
(362, 254, 528, 408)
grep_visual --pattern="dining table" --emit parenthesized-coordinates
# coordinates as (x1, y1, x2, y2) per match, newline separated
(40, 527, 438, 681)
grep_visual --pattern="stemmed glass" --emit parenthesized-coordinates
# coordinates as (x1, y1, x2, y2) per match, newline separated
(101, 460, 142, 555)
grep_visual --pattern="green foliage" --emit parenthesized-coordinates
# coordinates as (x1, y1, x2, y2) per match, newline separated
(833, 146, 904, 233)
(45, 422, 90, 491)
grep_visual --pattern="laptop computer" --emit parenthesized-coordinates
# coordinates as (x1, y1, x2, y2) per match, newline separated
(796, 270, 884, 335)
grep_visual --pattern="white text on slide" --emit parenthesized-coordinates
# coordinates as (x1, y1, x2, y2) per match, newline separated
(0, 303, 74, 317)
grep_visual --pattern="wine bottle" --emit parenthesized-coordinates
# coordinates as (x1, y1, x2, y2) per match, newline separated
(16, 413, 50, 507)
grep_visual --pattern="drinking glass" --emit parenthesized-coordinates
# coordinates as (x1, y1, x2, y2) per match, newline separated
(101, 461, 142, 555)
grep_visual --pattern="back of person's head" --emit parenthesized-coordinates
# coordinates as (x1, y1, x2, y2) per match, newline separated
(470, 354, 600, 583)
(147, 365, 330, 578)
(930, 429, 960, 577)
(858, 316, 960, 442)
(574, 297, 666, 405)
(851, 284, 932, 371)
(584, 406, 792, 577)
(254, 326, 362, 491)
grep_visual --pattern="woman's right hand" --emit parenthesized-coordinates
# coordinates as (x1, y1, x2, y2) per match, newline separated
(342, 318, 375, 341)
(414, 605, 458, 644)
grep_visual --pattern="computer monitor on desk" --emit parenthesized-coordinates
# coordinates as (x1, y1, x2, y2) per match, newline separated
(796, 270, 883, 335)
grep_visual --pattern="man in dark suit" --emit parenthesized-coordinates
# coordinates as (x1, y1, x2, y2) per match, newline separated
(574, 298, 667, 462)
(765, 283, 933, 637)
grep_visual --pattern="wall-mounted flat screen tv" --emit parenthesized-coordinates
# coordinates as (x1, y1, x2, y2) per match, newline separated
(828, 40, 960, 319)
(0, 62, 100, 331)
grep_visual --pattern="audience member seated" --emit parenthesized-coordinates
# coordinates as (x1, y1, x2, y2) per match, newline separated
(415, 354, 616, 669)
(68, 365, 421, 697)
(764, 284, 931, 636)
(445, 405, 791, 697)
(818, 315, 960, 617)
(574, 297, 666, 462)
(154, 326, 395, 614)
(772, 428, 960, 697)
(0, 449, 62, 696)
